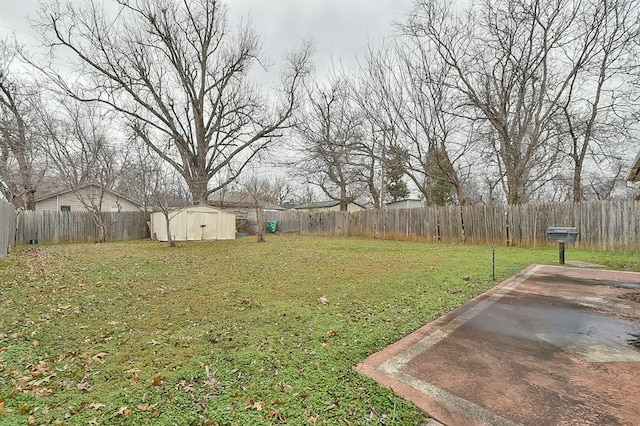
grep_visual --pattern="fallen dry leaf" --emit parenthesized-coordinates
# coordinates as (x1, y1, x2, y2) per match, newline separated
(32, 387, 53, 398)
(203, 377, 218, 388)
(89, 402, 106, 410)
(117, 406, 132, 417)
(138, 403, 154, 412)
(267, 409, 282, 419)
(308, 415, 319, 424)
(245, 399, 266, 411)
(152, 376, 165, 386)
(321, 342, 332, 350)
(177, 380, 194, 393)
(27, 415, 36, 425)
(31, 363, 48, 378)
(76, 381, 92, 392)
(319, 295, 329, 305)
(30, 373, 56, 387)
(0, 400, 6, 415)
(91, 352, 108, 362)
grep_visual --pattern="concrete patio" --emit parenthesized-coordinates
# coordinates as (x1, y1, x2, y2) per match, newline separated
(356, 265, 640, 425)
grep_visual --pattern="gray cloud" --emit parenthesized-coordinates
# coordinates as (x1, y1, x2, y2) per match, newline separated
(227, 0, 412, 78)
(0, 0, 413, 82)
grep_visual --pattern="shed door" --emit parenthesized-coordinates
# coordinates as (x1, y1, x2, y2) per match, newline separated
(186, 211, 218, 240)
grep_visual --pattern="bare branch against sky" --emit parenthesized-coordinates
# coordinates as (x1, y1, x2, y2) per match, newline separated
(0, 0, 412, 83)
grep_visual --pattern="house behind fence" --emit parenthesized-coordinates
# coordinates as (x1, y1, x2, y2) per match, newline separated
(16, 211, 149, 244)
(0, 200, 16, 258)
(3, 200, 639, 250)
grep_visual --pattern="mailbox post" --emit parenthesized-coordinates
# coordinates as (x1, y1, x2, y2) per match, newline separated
(545, 227, 579, 265)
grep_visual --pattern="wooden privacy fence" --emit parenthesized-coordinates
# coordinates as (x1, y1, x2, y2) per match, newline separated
(5, 201, 638, 249)
(0, 200, 16, 258)
(264, 210, 303, 233)
(268, 200, 640, 250)
(16, 211, 149, 244)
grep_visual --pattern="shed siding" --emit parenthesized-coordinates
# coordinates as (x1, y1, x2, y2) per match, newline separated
(150, 206, 235, 241)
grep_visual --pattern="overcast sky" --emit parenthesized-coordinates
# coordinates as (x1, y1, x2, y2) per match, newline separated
(227, 0, 411, 76)
(0, 0, 413, 82)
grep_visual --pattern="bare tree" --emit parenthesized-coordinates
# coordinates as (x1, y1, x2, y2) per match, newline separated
(404, 0, 603, 204)
(240, 176, 272, 242)
(395, 42, 473, 205)
(0, 38, 47, 209)
(352, 42, 472, 206)
(36, 0, 312, 205)
(41, 101, 125, 242)
(115, 141, 191, 211)
(294, 78, 367, 210)
(269, 176, 296, 206)
(346, 46, 397, 208)
(561, 0, 640, 201)
(147, 161, 190, 247)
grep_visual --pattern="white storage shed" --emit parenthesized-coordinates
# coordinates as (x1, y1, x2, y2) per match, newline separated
(150, 205, 236, 241)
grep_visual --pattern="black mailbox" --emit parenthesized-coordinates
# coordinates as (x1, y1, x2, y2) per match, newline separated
(546, 227, 578, 264)
(545, 227, 579, 243)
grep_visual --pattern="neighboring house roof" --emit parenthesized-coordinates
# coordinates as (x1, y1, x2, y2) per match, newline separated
(208, 191, 283, 210)
(628, 151, 640, 182)
(280, 201, 297, 210)
(295, 200, 365, 210)
(35, 184, 143, 208)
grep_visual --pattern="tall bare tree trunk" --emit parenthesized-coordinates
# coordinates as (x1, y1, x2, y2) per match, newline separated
(90, 211, 106, 243)
(162, 211, 175, 247)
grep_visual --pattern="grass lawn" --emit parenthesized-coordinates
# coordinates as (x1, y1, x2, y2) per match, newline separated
(1, 234, 638, 425)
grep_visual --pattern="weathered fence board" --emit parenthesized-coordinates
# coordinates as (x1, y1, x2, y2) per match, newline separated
(0, 200, 16, 258)
(264, 210, 301, 233)
(6, 201, 639, 250)
(16, 211, 149, 244)
(269, 201, 640, 250)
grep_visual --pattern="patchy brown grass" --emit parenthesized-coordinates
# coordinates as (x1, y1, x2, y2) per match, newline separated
(1, 235, 638, 425)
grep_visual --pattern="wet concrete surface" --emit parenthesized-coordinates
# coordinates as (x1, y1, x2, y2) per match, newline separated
(356, 265, 640, 425)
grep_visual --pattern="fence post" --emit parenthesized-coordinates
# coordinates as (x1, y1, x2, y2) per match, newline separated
(0, 200, 17, 258)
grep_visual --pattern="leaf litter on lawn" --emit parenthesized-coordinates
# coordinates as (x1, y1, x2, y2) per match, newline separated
(1, 236, 638, 424)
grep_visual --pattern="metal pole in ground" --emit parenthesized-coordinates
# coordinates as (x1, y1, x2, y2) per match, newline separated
(492, 245, 496, 281)
(559, 242, 565, 265)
